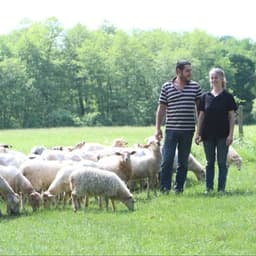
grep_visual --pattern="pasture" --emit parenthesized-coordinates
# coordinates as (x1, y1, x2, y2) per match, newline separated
(0, 125, 255, 255)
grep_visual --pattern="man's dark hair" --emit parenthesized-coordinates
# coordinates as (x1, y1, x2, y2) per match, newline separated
(176, 60, 191, 71)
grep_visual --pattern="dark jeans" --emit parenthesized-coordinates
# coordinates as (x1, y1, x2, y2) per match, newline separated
(203, 138, 229, 192)
(160, 130, 194, 192)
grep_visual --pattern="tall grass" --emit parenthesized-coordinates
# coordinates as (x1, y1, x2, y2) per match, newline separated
(0, 125, 255, 255)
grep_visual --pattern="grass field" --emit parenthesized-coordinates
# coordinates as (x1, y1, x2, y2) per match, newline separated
(0, 125, 255, 255)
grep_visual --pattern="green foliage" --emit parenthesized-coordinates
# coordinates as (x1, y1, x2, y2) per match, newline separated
(0, 126, 255, 255)
(0, 19, 256, 128)
(46, 109, 76, 127)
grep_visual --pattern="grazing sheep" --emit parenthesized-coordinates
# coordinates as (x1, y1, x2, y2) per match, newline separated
(0, 165, 41, 211)
(227, 146, 242, 170)
(70, 167, 135, 212)
(20, 160, 71, 192)
(43, 160, 98, 207)
(0, 174, 20, 215)
(130, 139, 161, 198)
(172, 151, 206, 181)
(187, 154, 206, 181)
(97, 151, 136, 182)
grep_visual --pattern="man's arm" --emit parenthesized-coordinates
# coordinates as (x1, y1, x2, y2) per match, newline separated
(155, 103, 167, 141)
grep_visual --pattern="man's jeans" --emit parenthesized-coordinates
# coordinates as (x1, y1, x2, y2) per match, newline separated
(160, 130, 194, 192)
(203, 138, 229, 191)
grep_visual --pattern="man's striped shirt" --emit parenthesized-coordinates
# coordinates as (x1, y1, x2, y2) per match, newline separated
(159, 79, 202, 131)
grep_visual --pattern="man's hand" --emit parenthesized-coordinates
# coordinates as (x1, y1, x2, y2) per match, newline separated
(195, 135, 202, 145)
(155, 129, 163, 141)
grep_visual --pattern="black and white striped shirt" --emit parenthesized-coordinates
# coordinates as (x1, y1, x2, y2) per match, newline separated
(159, 79, 202, 131)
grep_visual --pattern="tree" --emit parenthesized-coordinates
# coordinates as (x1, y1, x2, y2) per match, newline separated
(228, 54, 255, 123)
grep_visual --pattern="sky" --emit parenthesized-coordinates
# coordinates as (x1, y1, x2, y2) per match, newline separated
(1, 0, 256, 41)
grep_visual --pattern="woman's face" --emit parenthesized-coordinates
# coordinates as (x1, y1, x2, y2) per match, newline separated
(210, 72, 223, 87)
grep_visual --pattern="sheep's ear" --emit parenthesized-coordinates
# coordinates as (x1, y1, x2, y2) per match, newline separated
(130, 151, 136, 155)
(115, 152, 122, 156)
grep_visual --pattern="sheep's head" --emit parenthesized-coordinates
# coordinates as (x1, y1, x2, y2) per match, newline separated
(230, 156, 242, 171)
(115, 151, 136, 164)
(6, 193, 20, 216)
(29, 191, 42, 211)
(112, 138, 128, 147)
(122, 196, 135, 211)
(42, 192, 56, 208)
(145, 136, 161, 146)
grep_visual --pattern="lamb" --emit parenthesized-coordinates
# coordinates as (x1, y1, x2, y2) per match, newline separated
(0, 165, 41, 211)
(43, 160, 98, 207)
(19, 159, 72, 192)
(97, 150, 136, 182)
(69, 166, 135, 212)
(227, 145, 242, 170)
(130, 139, 161, 198)
(0, 174, 20, 215)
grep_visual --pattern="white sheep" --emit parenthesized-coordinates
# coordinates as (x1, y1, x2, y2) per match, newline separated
(40, 149, 82, 162)
(0, 148, 28, 168)
(0, 174, 20, 215)
(42, 160, 98, 207)
(0, 165, 41, 211)
(227, 145, 242, 170)
(171, 151, 205, 181)
(80, 138, 128, 152)
(97, 150, 136, 182)
(19, 159, 72, 192)
(130, 139, 161, 198)
(69, 166, 135, 212)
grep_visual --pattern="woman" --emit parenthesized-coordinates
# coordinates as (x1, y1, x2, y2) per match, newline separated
(195, 68, 237, 193)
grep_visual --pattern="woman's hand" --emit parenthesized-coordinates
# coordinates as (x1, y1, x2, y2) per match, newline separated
(226, 135, 233, 146)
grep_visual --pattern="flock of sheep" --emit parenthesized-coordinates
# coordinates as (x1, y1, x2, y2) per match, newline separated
(0, 137, 242, 216)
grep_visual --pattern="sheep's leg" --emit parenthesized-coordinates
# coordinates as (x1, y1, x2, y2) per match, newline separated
(105, 196, 109, 210)
(98, 196, 103, 209)
(147, 177, 150, 199)
(85, 195, 89, 208)
(77, 197, 81, 210)
(110, 198, 116, 212)
(63, 192, 69, 208)
(71, 193, 79, 212)
(151, 175, 157, 196)
(20, 192, 24, 212)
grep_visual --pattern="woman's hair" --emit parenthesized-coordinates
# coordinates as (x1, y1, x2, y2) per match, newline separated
(209, 67, 226, 88)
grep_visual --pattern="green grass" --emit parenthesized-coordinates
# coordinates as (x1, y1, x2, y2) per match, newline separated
(0, 125, 255, 255)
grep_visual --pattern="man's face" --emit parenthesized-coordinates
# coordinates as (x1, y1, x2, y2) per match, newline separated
(178, 64, 192, 81)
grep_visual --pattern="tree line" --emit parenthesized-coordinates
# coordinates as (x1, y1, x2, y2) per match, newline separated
(0, 17, 255, 128)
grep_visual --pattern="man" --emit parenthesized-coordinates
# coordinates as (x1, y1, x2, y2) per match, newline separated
(155, 60, 201, 194)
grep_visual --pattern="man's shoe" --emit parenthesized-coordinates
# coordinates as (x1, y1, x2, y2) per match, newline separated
(174, 189, 183, 195)
(205, 188, 213, 194)
(160, 188, 170, 195)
